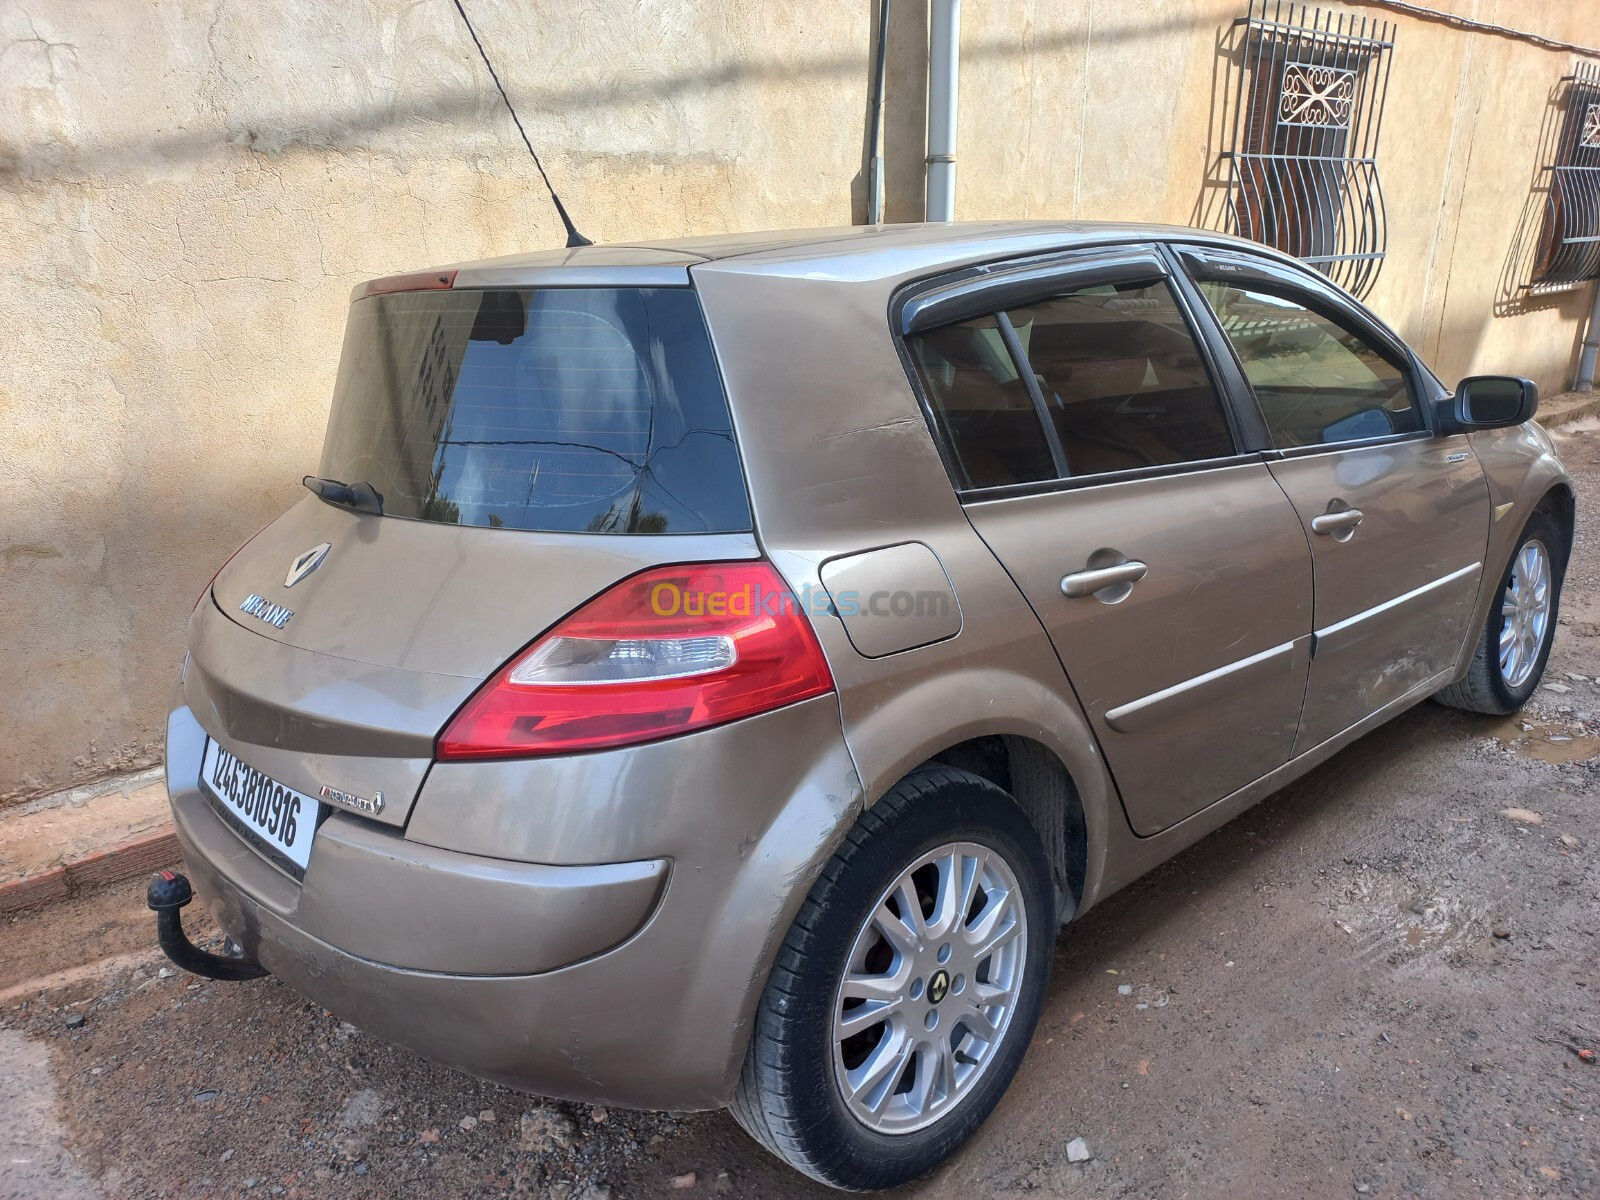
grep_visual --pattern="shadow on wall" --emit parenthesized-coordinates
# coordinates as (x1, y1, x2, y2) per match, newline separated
(847, 0, 929, 224)
(1, 13, 1220, 189)
(1431, 295, 1590, 390)
(1432, 310, 1491, 387)
(0, 463, 306, 807)
(1494, 74, 1582, 319)
(1190, 18, 1240, 235)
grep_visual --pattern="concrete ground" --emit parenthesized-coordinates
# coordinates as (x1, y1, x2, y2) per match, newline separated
(2, 422, 1597, 1200)
(0, 770, 167, 883)
(0, 771, 174, 915)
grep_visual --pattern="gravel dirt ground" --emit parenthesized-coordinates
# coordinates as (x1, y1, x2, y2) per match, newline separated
(3, 426, 1597, 1200)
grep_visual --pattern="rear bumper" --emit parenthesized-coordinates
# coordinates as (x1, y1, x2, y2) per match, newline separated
(164, 694, 861, 1111)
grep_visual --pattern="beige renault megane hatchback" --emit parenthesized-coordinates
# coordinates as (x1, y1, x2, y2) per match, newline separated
(157, 221, 1572, 1190)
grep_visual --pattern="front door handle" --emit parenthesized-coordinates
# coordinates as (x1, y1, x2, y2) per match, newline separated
(1061, 560, 1148, 599)
(1310, 508, 1364, 536)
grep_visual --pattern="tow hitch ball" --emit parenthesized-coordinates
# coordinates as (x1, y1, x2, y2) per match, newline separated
(146, 870, 268, 981)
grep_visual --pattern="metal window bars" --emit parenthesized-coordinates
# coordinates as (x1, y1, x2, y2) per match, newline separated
(1220, 0, 1395, 299)
(1530, 62, 1600, 286)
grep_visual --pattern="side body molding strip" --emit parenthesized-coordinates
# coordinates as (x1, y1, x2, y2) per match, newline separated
(1104, 639, 1303, 734)
(1102, 564, 1482, 738)
(1312, 563, 1482, 659)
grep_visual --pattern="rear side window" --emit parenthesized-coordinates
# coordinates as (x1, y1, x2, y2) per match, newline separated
(1006, 280, 1235, 476)
(1196, 280, 1421, 448)
(906, 277, 1235, 491)
(907, 314, 1057, 490)
(319, 288, 750, 534)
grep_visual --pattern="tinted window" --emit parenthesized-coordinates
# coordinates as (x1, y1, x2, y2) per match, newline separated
(319, 288, 750, 534)
(907, 314, 1056, 491)
(1197, 280, 1421, 448)
(1005, 279, 1236, 477)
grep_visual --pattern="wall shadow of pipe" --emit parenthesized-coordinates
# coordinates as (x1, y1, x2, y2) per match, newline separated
(850, 0, 928, 225)
(880, 0, 929, 223)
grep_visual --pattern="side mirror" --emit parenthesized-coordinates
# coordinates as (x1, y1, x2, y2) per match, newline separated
(1445, 376, 1539, 431)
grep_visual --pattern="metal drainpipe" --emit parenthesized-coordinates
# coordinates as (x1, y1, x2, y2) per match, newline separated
(925, 0, 961, 221)
(1578, 279, 1600, 391)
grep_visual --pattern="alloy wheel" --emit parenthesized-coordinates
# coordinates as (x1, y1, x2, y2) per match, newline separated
(831, 841, 1029, 1135)
(1499, 538, 1552, 689)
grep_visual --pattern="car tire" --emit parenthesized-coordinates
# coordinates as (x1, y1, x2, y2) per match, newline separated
(730, 765, 1055, 1191)
(1435, 509, 1566, 716)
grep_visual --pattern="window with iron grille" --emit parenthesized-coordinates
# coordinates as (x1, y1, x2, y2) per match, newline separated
(1220, 1, 1395, 299)
(1530, 62, 1600, 287)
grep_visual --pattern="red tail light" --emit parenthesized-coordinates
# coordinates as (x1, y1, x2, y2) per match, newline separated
(437, 561, 835, 760)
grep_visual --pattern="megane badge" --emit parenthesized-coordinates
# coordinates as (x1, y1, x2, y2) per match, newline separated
(285, 542, 332, 587)
(240, 594, 293, 629)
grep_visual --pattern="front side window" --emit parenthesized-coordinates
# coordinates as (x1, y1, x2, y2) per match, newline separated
(1196, 280, 1421, 448)
(1005, 279, 1236, 477)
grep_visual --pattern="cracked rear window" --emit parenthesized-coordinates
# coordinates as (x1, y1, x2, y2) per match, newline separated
(318, 288, 751, 534)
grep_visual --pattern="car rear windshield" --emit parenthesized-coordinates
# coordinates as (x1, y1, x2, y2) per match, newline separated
(318, 288, 751, 534)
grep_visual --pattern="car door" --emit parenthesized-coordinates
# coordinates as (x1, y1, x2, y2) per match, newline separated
(1177, 247, 1491, 753)
(899, 245, 1314, 836)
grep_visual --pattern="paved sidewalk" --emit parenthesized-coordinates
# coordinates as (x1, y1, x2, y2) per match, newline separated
(0, 769, 177, 914)
(1538, 389, 1600, 428)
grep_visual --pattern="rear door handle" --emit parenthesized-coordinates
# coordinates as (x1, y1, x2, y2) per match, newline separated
(1310, 508, 1364, 536)
(1060, 560, 1148, 599)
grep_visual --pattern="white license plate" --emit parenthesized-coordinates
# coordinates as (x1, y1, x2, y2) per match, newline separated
(200, 739, 321, 873)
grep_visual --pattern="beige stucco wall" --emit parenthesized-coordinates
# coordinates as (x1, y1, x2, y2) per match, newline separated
(2, 0, 1595, 801)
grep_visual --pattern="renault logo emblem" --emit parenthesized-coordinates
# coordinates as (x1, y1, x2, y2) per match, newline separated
(285, 543, 331, 588)
(928, 968, 950, 1005)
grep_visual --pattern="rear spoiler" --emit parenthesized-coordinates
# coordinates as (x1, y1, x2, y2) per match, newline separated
(350, 269, 458, 303)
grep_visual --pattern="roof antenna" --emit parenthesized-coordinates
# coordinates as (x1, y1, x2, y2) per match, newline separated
(450, 0, 592, 248)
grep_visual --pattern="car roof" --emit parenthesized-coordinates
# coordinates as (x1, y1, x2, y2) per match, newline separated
(425, 221, 1293, 291)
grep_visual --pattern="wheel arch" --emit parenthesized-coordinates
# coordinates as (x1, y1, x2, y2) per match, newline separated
(834, 654, 1125, 926)
(1534, 479, 1576, 561)
(921, 735, 1090, 924)
(1451, 426, 1575, 685)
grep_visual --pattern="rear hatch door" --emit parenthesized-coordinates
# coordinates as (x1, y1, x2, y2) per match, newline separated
(189, 282, 754, 828)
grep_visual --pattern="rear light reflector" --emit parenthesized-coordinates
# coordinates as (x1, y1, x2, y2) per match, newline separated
(438, 561, 835, 759)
